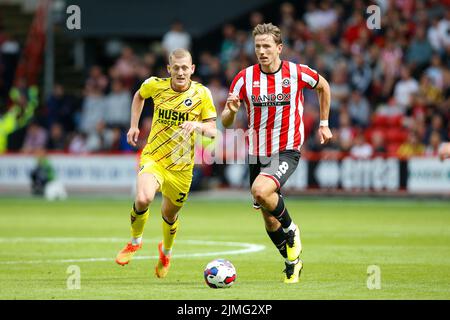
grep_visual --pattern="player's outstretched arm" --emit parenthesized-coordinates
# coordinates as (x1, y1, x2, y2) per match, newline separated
(315, 74, 333, 145)
(127, 90, 146, 147)
(221, 93, 240, 128)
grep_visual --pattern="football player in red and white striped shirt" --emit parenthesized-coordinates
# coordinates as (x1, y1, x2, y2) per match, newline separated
(221, 23, 332, 284)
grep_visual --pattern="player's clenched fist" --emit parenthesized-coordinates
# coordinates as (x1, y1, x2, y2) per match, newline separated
(127, 127, 140, 147)
(318, 126, 332, 145)
(226, 93, 240, 113)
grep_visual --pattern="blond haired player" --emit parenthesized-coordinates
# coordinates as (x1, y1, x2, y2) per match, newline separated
(116, 49, 217, 278)
(222, 23, 332, 283)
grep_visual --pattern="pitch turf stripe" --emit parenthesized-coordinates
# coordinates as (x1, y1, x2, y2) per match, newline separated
(0, 238, 265, 265)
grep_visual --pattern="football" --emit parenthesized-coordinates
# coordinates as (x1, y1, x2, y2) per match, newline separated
(203, 259, 237, 288)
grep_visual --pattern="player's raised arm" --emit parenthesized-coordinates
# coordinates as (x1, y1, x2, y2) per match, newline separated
(127, 90, 146, 147)
(221, 93, 241, 128)
(314, 74, 332, 145)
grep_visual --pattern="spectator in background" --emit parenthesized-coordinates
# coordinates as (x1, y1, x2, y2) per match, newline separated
(406, 25, 433, 72)
(104, 38, 125, 66)
(425, 54, 445, 90)
(428, 16, 444, 53)
(197, 51, 215, 82)
(207, 78, 228, 110)
(86, 120, 114, 153)
(279, 2, 296, 39)
(46, 122, 66, 151)
(162, 20, 191, 55)
(290, 20, 313, 54)
(114, 46, 139, 87)
(371, 130, 387, 154)
(349, 53, 372, 94)
(79, 84, 107, 134)
(85, 65, 109, 94)
(133, 62, 152, 89)
(68, 132, 88, 154)
(132, 63, 154, 120)
(109, 126, 127, 152)
(437, 11, 450, 50)
(425, 130, 442, 157)
(418, 74, 443, 106)
(397, 131, 425, 159)
(342, 12, 366, 45)
(245, 11, 265, 58)
(329, 62, 351, 127)
(104, 79, 131, 128)
(393, 66, 419, 110)
(337, 111, 356, 152)
(425, 114, 448, 143)
(46, 84, 77, 132)
(220, 24, 238, 67)
(378, 30, 403, 79)
(350, 131, 373, 159)
(375, 97, 404, 117)
(142, 52, 157, 72)
(412, 117, 427, 144)
(304, 0, 337, 32)
(348, 90, 370, 128)
(21, 122, 48, 154)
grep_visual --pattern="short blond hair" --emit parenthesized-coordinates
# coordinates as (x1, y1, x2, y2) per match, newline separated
(252, 23, 282, 45)
(168, 48, 192, 64)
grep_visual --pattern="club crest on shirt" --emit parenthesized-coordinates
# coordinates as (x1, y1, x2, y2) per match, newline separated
(282, 78, 291, 87)
(184, 98, 193, 106)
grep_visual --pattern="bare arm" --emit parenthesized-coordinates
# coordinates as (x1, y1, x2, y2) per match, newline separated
(127, 90, 146, 147)
(221, 93, 240, 128)
(315, 74, 333, 144)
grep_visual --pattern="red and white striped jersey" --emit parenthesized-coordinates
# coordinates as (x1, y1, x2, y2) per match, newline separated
(229, 60, 319, 156)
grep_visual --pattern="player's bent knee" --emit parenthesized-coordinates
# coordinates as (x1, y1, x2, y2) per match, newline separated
(135, 193, 154, 209)
(251, 186, 270, 205)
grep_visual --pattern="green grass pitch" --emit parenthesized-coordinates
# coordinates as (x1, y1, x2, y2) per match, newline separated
(0, 196, 449, 300)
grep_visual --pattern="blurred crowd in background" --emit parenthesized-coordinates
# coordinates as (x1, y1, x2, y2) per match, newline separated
(0, 0, 449, 169)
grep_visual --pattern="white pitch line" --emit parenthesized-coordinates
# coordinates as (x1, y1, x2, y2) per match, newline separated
(0, 238, 266, 265)
(0, 237, 134, 243)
